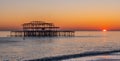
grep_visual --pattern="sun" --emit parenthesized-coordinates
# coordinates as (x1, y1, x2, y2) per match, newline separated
(103, 29, 107, 32)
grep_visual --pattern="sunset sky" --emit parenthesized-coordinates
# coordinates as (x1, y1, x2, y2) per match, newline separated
(0, 0, 120, 31)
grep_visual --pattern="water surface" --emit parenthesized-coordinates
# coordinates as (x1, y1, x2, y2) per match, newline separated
(0, 31, 120, 60)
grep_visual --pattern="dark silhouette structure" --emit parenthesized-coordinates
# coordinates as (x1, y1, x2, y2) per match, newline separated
(10, 21, 75, 37)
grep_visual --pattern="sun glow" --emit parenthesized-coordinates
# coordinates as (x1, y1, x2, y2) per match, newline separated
(103, 29, 107, 32)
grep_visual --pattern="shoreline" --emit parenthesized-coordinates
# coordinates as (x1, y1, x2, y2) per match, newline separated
(63, 54, 120, 61)
(25, 50, 120, 61)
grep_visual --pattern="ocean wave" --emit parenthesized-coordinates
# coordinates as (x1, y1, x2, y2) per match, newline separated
(25, 50, 120, 61)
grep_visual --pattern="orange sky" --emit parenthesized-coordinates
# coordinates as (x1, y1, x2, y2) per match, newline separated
(0, 0, 120, 31)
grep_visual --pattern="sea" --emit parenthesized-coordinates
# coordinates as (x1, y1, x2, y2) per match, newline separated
(0, 31, 120, 61)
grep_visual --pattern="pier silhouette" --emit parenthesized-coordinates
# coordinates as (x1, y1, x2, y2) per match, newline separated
(10, 21, 75, 37)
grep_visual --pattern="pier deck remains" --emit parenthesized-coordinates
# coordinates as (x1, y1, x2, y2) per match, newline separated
(11, 21, 75, 37)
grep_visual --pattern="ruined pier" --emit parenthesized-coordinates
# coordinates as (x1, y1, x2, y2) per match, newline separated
(10, 21, 75, 37)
